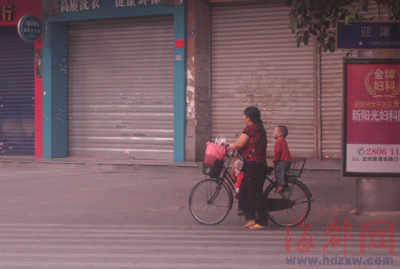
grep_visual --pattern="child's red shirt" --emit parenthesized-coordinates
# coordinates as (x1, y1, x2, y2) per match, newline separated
(273, 138, 293, 163)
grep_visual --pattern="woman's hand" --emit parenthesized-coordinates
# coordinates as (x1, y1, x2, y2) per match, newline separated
(229, 133, 250, 150)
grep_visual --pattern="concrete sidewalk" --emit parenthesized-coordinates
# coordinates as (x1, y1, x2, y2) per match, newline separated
(0, 156, 341, 172)
(0, 164, 398, 229)
(0, 157, 399, 229)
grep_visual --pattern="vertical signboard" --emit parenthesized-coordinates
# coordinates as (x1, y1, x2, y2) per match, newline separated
(343, 58, 400, 177)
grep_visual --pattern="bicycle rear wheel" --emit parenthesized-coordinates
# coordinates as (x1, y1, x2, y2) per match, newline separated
(265, 179, 311, 227)
(189, 179, 232, 225)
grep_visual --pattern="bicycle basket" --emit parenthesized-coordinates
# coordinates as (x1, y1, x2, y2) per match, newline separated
(204, 142, 226, 164)
(202, 142, 226, 178)
(203, 155, 225, 178)
(286, 159, 306, 178)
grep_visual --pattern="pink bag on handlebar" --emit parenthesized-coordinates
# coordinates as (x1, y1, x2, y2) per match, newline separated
(203, 142, 226, 165)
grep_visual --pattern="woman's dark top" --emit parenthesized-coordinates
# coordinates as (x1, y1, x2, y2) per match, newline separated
(240, 123, 267, 163)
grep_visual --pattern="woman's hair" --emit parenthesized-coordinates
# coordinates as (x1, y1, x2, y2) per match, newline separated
(244, 106, 266, 137)
(244, 106, 262, 124)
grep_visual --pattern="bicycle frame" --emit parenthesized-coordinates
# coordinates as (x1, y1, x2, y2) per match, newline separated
(217, 166, 236, 192)
(213, 151, 237, 192)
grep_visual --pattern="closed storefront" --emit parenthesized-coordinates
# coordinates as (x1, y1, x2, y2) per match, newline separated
(320, 50, 356, 159)
(211, 2, 316, 157)
(0, 26, 34, 155)
(67, 16, 174, 159)
(0, 0, 42, 157)
(42, 1, 185, 161)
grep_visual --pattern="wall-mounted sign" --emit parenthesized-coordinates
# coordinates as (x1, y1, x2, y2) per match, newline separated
(337, 21, 400, 50)
(59, 0, 168, 13)
(343, 58, 400, 177)
(1, 5, 14, 21)
(17, 14, 42, 42)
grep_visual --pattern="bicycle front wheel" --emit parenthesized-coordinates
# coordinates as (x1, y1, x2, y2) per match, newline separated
(189, 179, 233, 225)
(265, 179, 311, 227)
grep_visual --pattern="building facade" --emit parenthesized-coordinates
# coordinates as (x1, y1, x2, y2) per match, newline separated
(42, 0, 185, 160)
(187, 0, 353, 161)
(0, 0, 42, 157)
(2, 0, 388, 162)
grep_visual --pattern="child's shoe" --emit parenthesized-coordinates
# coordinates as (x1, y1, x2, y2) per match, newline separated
(275, 185, 285, 193)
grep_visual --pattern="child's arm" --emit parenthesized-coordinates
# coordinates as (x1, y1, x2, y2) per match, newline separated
(273, 139, 282, 164)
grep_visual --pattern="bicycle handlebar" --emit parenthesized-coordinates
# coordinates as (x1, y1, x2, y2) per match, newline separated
(224, 144, 235, 158)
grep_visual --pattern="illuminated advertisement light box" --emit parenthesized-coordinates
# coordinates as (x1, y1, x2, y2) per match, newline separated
(343, 58, 400, 177)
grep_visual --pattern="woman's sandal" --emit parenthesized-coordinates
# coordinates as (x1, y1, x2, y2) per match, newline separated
(248, 224, 271, 230)
(244, 220, 256, 228)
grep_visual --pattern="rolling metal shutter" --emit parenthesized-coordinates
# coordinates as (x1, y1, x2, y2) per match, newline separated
(0, 26, 35, 156)
(321, 50, 357, 159)
(68, 15, 174, 159)
(211, 2, 316, 158)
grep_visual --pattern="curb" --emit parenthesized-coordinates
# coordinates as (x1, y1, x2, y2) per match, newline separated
(0, 159, 341, 172)
(0, 160, 201, 172)
(306, 168, 341, 171)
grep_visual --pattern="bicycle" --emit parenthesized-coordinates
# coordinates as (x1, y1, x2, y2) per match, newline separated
(189, 147, 312, 226)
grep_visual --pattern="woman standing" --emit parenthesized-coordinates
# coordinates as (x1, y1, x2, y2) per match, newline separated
(228, 106, 270, 230)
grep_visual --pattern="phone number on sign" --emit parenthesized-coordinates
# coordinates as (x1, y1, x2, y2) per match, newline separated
(364, 148, 400, 155)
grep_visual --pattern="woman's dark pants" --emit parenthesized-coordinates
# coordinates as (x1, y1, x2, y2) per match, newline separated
(239, 163, 269, 226)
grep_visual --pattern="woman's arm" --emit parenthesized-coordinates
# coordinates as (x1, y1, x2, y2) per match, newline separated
(229, 133, 250, 150)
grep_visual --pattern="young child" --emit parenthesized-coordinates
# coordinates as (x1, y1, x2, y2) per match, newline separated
(273, 125, 293, 193)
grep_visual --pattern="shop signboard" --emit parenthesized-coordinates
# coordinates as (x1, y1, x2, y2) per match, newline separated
(17, 14, 42, 42)
(0, 5, 14, 21)
(57, 0, 175, 16)
(343, 58, 400, 177)
(337, 21, 400, 50)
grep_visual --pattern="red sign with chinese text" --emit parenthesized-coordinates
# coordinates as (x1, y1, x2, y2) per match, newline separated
(344, 59, 400, 176)
(347, 63, 400, 144)
(0, 0, 42, 26)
